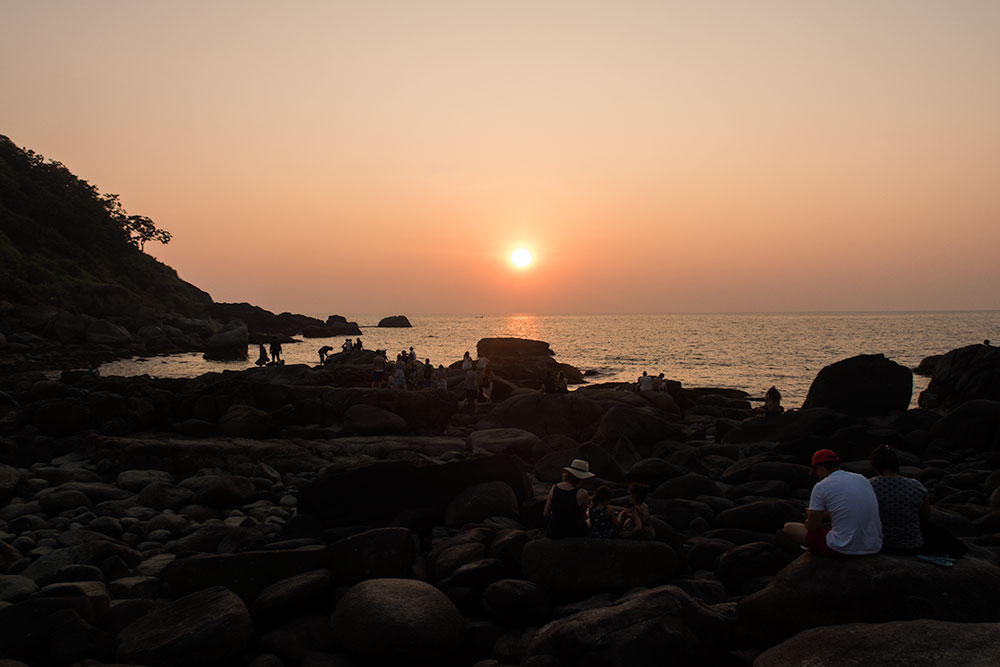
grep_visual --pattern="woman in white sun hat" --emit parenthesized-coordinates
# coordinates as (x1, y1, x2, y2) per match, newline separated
(543, 458, 595, 539)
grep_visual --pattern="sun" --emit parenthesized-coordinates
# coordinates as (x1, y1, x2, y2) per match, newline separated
(511, 248, 533, 268)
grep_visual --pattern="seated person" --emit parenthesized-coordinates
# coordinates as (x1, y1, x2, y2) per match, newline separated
(619, 482, 654, 540)
(763, 386, 783, 414)
(869, 445, 929, 554)
(588, 486, 621, 538)
(543, 459, 594, 539)
(781, 449, 882, 557)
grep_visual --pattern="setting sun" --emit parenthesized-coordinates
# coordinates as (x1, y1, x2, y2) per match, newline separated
(511, 248, 533, 268)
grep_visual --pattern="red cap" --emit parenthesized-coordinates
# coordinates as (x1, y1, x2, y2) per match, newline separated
(810, 449, 839, 473)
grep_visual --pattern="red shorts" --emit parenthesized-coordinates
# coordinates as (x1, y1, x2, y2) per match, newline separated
(804, 529, 854, 559)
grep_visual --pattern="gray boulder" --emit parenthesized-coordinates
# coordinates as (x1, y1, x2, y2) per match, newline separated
(217, 404, 272, 438)
(468, 428, 542, 459)
(928, 400, 1000, 451)
(755, 619, 1000, 667)
(738, 554, 1000, 646)
(919, 343, 1000, 411)
(329, 578, 465, 660)
(523, 585, 732, 667)
(85, 319, 132, 346)
(444, 481, 520, 526)
(343, 404, 408, 436)
(116, 586, 254, 666)
(203, 326, 248, 361)
(376, 315, 411, 328)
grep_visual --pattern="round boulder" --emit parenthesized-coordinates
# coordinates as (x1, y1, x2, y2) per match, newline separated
(444, 481, 519, 527)
(802, 353, 912, 417)
(329, 578, 465, 660)
(521, 538, 677, 596)
(343, 404, 408, 436)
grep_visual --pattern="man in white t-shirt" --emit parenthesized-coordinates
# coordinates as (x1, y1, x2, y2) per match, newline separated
(636, 371, 654, 392)
(781, 449, 882, 557)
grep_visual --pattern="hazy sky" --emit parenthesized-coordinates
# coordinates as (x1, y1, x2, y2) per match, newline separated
(3, 1, 999, 314)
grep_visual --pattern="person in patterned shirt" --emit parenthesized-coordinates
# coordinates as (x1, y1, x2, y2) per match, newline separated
(869, 445, 930, 554)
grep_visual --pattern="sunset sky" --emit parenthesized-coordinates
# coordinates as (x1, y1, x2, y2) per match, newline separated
(3, 1, 999, 315)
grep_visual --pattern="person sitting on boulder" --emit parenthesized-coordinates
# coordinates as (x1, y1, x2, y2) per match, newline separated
(636, 371, 653, 392)
(555, 371, 569, 394)
(619, 482, 654, 539)
(764, 386, 783, 414)
(342, 338, 354, 353)
(542, 371, 557, 394)
(355, 337, 363, 350)
(255, 343, 269, 367)
(781, 449, 882, 558)
(318, 345, 333, 364)
(588, 486, 621, 538)
(869, 445, 929, 555)
(651, 373, 664, 392)
(544, 459, 594, 539)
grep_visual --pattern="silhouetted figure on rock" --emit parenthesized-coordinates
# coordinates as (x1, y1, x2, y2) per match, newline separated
(269, 339, 282, 363)
(318, 346, 333, 364)
(255, 344, 269, 367)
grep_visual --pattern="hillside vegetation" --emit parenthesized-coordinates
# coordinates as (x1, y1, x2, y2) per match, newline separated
(0, 134, 210, 317)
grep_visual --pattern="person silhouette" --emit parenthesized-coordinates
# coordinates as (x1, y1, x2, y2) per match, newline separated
(256, 344, 269, 367)
(269, 339, 281, 363)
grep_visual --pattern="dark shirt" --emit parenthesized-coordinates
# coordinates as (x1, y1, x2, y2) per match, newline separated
(547, 486, 587, 539)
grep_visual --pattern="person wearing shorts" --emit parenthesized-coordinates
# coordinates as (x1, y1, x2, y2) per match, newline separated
(781, 449, 882, 558)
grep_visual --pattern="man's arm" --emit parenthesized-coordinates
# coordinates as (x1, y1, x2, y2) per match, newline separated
(805, 509, 825, 532)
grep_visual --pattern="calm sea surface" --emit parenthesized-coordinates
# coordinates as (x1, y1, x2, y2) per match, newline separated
(100, 312, 999, 409)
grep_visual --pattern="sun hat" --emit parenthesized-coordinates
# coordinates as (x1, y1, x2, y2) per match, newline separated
(563, 459, 596, 479)
(810, 449, 839, 474)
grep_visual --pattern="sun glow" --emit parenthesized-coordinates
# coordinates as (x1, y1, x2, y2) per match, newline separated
(511, 248, 533, 268)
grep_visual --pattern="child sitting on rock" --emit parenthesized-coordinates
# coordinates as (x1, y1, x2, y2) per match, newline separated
(588, 486, 621, 538)
(619, 482, 655, 539)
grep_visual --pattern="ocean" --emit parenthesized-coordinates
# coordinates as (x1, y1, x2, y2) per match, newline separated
(99, 311, 999, 409)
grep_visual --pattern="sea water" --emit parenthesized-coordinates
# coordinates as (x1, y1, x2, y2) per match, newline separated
(99, 311, 999, 408)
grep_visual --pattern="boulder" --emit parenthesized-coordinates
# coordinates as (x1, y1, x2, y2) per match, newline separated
(714, 542, 791, 593)
(203, 326, 248, 361)
(801, 354, 912, 416)
(342, 404, 408, 436)
(297, 456, 531, 528)
(913, 354, 942, 377)
(329, 578, 465, 660)
(653, 473, 723, 500)
(928, 400, 1000, 451)
(444, 481, 520, 526)
(478, 338, 554, 358)
(116, 586, 254, 666)
(468, 428, 543, 459)
(521, 538, 677, 596)
(376, 315, 411, 328)
(737, 554, 1000, 646)
(523, 585, 732, 666)
(715, 500, 803, 533)
(722, 408, 851, 444)
(592, 405, 687, 452)
(85, 319, 132, 346)
(249, 569, 335, 631)
(755, 619, 1000, 667)
(485, 392, 605, 441)
(217, 404, 272, 438)
(190, 475, 256, 508)
(482, 579, 550, 625)
(0, 463, 19, 502)
(919, 343, 1000, 411)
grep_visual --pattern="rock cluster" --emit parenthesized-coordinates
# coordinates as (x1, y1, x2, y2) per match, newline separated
(0, 341, 998, 665)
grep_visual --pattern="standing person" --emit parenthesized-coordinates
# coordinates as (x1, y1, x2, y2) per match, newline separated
(269, 339, 282, 363)
(543, 459, 594, 539)
(255, 344, 269, 367)
(409, 346, 416, 362)
(372, 350, 386, 387)
(422, 359, 434, 389)
(392, 363, 407, 390)
(435, 364, 449, 390)
(636, 371, 653, 392)
(781, 450, 883, 557)
(869, 445, 930, 554)
(463, 368, 479, 414)
(480, 362, 494, 401)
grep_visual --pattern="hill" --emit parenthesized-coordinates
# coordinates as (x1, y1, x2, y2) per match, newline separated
(0, 134, 211, 317)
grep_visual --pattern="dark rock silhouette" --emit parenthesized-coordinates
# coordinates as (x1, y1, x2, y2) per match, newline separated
(919, 343, 1000, 411)
(801, 353, 912, 416)
(377, 315, 411, 327)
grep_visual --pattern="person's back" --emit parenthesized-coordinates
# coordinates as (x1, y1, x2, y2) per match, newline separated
(637, 372, 653, 392)
(870, 476, 926, 553)
(811, 469, 882, 555)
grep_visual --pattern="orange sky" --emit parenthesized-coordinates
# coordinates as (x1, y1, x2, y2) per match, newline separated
(3, 1, 999, 314)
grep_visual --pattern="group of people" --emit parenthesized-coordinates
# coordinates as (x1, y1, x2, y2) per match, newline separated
(370, 347, 448, 391)
(634, 371, 668, 393)
(255, 340, 284, 367)
(782, 446, 961, 560)
(460, 351, 495, 413)
(543, 459, 655, 540)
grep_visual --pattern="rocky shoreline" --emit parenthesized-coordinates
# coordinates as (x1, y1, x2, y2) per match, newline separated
(0, 337, 999, 666)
